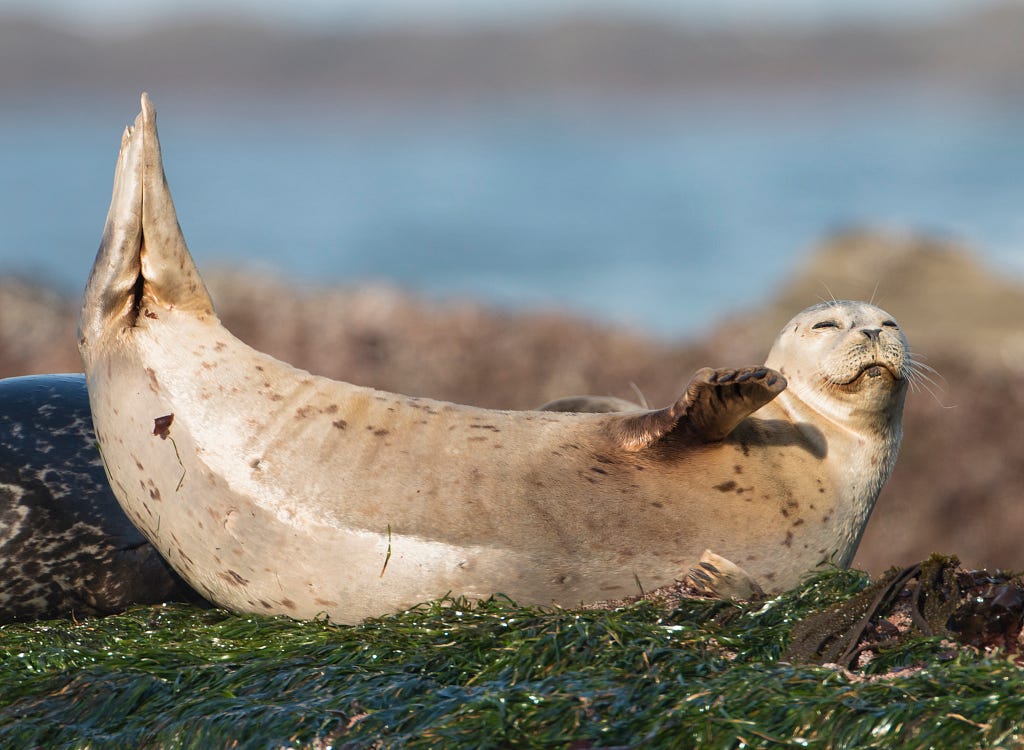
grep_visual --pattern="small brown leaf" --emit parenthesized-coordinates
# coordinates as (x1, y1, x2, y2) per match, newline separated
(153, 414, 174, 439)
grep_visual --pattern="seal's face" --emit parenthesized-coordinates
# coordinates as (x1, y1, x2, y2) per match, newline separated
(764, 301, 909, 416)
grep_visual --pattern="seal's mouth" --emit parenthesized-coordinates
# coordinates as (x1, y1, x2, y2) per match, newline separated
(861, 364, 891, 380)
(831, 358, 905, 389)
(838, 362, 900, 388)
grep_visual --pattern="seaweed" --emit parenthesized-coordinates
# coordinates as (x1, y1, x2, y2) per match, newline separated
(0, 565, 1021, 748)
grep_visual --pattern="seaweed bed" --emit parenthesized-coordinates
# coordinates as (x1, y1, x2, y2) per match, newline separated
(1, 557, 1022, 749)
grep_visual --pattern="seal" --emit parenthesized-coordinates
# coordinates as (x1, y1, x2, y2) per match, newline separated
(78, 94, 909, 622)
(0, 374, 198, 622)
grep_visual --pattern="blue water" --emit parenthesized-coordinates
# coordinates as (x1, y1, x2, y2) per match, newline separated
(1, 96, 1023, 338)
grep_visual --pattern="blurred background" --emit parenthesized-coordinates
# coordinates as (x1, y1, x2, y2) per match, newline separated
(1, 0, 1023, 578)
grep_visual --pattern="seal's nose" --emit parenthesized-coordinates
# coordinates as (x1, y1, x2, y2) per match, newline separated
(861, 328, 882, 342)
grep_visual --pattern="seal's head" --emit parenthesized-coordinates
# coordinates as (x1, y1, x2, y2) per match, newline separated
(765, 300, 909, 425)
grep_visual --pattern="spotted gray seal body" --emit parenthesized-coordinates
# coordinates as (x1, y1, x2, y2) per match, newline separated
(78, 95, 910, 622)
(0, 374, 197, 622)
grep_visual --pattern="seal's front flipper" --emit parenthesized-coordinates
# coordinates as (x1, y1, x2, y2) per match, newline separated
(686, 549, 765, 600)
(608, 366, 786, 451)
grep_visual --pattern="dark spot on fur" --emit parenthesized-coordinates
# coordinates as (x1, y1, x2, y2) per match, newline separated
(295, 406, 316, 419)
(713, 480, 737, 492)
(144, 309, 158, 319)
(590, 466, 608, 475)
(281, 598, 297, 609)
(818, 487, 826, 494)
(148, 486, 161, 501)
(651, 501, 663, 508)
(734, 464, 743, 474)
(314, 597, 339, 607)
(333, 419, 348, 430)
(468, 436, 487, 442)
(322, 404, 339, 414)
(214, 342, 226, 352)
(634, 465, 645, 471)
(469, 424, 500, 432)
(793, 518, 804, 526)
(153, 414, 173, 440)
(259, 599, 272, 609)
(374, 429, 389, 437)
(219, 570, 249, 586)
(250, 458, 261, 469)
(784, 531, 794, 548)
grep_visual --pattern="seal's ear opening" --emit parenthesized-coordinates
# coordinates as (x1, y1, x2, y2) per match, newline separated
(609, 367, 786, 451)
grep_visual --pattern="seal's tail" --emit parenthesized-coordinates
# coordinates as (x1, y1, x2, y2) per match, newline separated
(79, 93, 214, 361)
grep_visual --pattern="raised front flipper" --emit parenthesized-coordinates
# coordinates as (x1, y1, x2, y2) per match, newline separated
(608, 366, 786, 451)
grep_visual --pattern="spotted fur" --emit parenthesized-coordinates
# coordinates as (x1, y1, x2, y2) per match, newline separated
(0, 374, 198, 622)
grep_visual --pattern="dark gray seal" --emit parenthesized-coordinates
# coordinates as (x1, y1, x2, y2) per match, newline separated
(0, 374, 198, 622)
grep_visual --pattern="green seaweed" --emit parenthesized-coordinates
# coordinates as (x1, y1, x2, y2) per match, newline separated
(0, 567, 1021, 749)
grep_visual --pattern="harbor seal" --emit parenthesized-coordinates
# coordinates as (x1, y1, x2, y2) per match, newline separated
(78, 94, 909, 622)
(0, 374, 198, 622)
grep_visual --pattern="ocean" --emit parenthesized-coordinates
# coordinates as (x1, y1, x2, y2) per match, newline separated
(2, 95, 1023, 338)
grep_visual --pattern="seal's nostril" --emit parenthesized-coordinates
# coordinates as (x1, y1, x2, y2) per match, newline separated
(862, 328, 882, 342)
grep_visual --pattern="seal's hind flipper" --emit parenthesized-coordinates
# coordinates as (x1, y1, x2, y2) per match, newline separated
(80, 93, 213, 361)
(609, 366, 785, 451)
